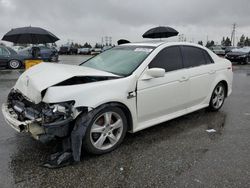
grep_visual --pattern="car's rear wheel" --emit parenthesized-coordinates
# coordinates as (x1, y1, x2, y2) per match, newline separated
(8, 60, 21, 69)
(83, 106, 127, 154)
(208, 83, 226, 111)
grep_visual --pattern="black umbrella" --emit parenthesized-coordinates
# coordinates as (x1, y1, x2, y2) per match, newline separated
(117, 39, 130, 45)
(2, 26, 59, 44)
(142, 26, 179, 39)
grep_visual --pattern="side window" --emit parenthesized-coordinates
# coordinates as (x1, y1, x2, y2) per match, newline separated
(0, 47, 9, 56)
(203, 50, 214, 64)
(182, 46, 207, 68)
(149, 46, 183, 72)
(0, 47, 4, 56)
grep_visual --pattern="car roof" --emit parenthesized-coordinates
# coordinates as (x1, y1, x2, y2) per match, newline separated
(121, 41, 205, 48)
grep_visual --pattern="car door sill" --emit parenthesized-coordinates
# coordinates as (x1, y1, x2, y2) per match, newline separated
(134, 103, 208, 133)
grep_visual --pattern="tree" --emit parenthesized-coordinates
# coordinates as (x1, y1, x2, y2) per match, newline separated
(198, 41, 203, 46)
(83, 42, 92, 48)
(205, 40, 215, 48)
(244, 37, 250, 46)
(238, 34, 245, 47)
(95, 43, 102, 48)
(224, 37, 231, 46)
(221, 37, 225, 46)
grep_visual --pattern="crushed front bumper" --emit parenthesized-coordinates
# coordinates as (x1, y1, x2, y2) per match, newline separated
(2, 103, 31, 132)
(2, 103, 73, 142)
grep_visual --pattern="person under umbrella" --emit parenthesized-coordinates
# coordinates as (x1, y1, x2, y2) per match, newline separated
(142, 26, 179, 39)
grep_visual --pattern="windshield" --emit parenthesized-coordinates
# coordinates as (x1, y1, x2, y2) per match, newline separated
(82, 46, 154, 76)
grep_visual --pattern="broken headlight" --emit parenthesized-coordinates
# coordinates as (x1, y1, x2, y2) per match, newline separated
(42, 101, 75, 124)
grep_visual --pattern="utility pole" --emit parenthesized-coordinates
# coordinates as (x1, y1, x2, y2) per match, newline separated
(231, 23, 236, 47)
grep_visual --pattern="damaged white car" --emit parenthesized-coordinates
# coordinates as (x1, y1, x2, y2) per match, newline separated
(2, 41, 233, 162)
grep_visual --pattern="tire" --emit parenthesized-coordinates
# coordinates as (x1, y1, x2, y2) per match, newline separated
(208, 83, 226, 111)
(82, 106, 127, 155)
(8, 60, 21, 69)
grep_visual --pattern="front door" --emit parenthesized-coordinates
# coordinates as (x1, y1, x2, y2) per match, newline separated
(136, 46, 189, 129)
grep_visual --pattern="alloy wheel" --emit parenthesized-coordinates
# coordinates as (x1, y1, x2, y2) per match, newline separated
(9, 60, 20, 69)
(211, 84, 225, 109)
(90, 111, 123, 150)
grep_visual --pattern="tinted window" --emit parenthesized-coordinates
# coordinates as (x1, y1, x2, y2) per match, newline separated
(149, 46, 183, 72)
(182, 46, 207, 68)
(203, 50, 214, 64)
(0, 47, 9, 56)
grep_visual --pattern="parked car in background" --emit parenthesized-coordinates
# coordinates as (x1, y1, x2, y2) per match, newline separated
(18, 46, 59, 62)
(2, 41, 233, 156)
(210, 46, 225, 56)
(59, 45, 78, 55)
(102, 46, 113, 52)
(225, 47, 250, 64)
(91, 48, 102, 55)
(0, 45, 27, 69)
(225, 46, 238, 54)
(12, 45, 25, 52)
(78, 47, 91, 55)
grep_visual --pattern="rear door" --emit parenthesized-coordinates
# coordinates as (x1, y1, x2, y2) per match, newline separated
(137, 46, 189, 124)
(181, 46, 216, 108)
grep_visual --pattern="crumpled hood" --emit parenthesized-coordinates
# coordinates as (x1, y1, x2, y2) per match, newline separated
(14, 63, 119, 103)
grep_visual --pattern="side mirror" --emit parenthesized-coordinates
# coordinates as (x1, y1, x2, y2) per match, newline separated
(141, 68, 165, 80)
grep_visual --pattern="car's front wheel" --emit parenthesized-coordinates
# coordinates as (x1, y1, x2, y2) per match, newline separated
(209, 83, 226, 111)
(8, 60, 21, 69)
(83, 106, 127, 154)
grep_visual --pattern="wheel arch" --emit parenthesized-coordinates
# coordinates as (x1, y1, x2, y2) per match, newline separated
(219, 80, 228, 97)
(76, 102, 133, 132)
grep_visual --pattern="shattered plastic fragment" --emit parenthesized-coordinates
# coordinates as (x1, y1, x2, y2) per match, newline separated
(206, 129, 217, 133)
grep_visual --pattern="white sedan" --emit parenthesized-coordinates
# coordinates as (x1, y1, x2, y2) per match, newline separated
(2, 41, 233, 155)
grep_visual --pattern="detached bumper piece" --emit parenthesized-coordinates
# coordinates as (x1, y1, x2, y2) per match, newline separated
(3, 90, 75, 143)
(41, 151, 77, 169)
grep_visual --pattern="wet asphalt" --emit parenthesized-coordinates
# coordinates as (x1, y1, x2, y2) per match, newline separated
(0, 56, 250, 188)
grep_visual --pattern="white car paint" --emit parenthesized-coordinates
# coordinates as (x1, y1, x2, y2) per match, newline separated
(14, 63, 120, 104)
(9, 42, 233, 133)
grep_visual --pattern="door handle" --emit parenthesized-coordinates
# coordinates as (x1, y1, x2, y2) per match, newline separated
(179, 76, 189, 82)
(209, 70, 216, 74)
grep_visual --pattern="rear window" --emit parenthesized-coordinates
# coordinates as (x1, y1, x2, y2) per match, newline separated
(203, 51, 214, 64)
(182, 46, 207, 68)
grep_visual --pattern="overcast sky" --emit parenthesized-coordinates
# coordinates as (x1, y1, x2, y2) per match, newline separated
(0, 0, 250, 46)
